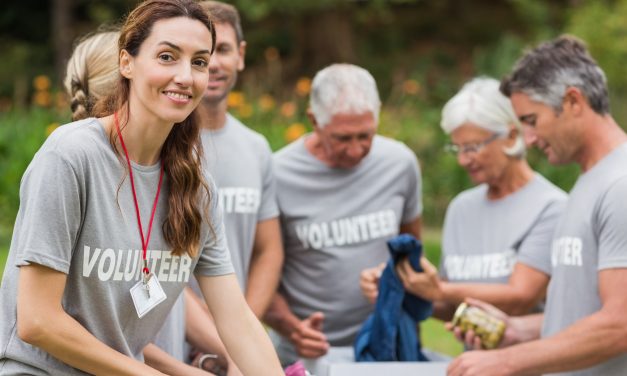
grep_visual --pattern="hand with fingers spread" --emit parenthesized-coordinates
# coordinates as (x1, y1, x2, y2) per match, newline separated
(359, 263, 386, 304)
(289, 312, 330, 358)
(396, 256, 443, 301)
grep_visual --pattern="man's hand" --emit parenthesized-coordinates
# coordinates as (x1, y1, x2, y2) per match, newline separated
(289, 312, 330, 358)
(396, 257, 443, 301)
(447, 349, 513, 376)
(445, 298, 526, 350)
(359, 263, 385, 304)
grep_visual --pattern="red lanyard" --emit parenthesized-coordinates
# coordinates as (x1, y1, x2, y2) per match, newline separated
(114, 112, 164, 278)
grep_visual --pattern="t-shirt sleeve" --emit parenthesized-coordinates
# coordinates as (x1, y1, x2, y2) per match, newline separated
(401, 151, 423, 224)
(516, 198, 566, 276)
(194, 179, 235, 277)
(13, 151, 83, 274)
(257, 143, 279, 222)
(596, 176, 627, 270)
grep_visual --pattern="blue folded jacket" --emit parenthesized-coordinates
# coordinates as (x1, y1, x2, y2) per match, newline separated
(354, 234, 433, 361)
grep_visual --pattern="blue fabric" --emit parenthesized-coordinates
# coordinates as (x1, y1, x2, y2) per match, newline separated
(354, 234, 433, 361)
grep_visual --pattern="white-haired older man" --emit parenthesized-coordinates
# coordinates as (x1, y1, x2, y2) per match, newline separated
(264, 63, 424, 368)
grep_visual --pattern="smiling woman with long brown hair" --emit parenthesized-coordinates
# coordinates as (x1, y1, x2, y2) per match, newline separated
(0, 1, 281, 374)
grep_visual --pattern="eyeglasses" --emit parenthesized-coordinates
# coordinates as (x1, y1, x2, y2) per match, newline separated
(444, 133, 501, 156)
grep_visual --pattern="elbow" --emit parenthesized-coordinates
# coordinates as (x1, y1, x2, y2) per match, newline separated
(612, 315, 627, 352)
(17, 310, 51, 346)
(17, 319, 43, 346)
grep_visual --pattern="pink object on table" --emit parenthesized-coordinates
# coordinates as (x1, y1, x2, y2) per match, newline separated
(285, 360, 310, 376)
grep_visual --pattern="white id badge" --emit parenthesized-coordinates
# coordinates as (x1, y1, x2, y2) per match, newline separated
(130, 274, 167, 318)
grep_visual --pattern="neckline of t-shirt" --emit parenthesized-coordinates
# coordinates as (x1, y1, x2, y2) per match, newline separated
(201, 113, 235, 137)
(482, 173, 540, 205)
(577, 142, 627, 183)
(92, 117, 162, 173)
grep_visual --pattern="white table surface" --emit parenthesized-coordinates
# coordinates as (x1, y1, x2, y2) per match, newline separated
(328, 362, 449, 376)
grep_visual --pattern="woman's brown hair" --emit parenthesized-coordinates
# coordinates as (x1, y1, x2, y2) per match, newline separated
(94, 0, 216, 257)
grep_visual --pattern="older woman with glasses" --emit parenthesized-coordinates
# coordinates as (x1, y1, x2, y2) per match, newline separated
(360, 77, 567, 327)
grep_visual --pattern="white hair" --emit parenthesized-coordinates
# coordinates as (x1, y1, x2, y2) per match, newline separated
(441, 77, 525, 157)
(309, 63, 381, 128)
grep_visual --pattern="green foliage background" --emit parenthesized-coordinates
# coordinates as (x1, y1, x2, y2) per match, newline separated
(3, 0, 623, 273)
(1, 0, 624, 357)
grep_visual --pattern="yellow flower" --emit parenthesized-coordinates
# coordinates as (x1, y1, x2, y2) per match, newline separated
(280, 101, 297, 118)
(258, 94, 276, 112)
(227, 91, 245, 108)
(264, 47, 279, 62)
(46, 122, 59, 136)
(33, 91, 51, 107)
(238, 103, 254, 119)
(402, 79, 421, 95)
(285, 123, 307, 143)
(33, 75, 51, 91)
(295, 77, 311, 97)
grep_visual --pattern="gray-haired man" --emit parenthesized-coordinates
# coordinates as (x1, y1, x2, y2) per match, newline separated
(448, 35, 627, 376)
(264, 64, 424, 367)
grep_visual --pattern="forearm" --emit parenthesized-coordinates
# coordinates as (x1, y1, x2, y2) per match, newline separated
(200, 274, 283, 375)
(246, 217, 284, 318)
(440, 265, 548, 316)
(245, 248, 283, 318)
(400, 217, 422, 239)
(218, 303, 283, 374)
(504, 311, 626, 375)
(432, 300, 457, 322)
(144, 343, 212, 376)
(17, 265, 163, 376)
(183, 289, 232, 369)
(20, 309, 162, 376)
(441, 282, 536, 316)
(263, 293, 301, 338)
(505, 313, 543, 346)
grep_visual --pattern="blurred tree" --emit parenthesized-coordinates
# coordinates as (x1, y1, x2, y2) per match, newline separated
(2, 0, 575, 102)
(1, 0, 52, 106)
(2, 0, 134, 105)
(566, 0, 627, 123)
(52, 0, 73, 89)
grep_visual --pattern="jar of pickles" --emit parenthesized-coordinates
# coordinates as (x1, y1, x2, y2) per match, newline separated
(451, 302, 506, 349)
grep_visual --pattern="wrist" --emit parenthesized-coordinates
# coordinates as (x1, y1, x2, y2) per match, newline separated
(198, 353, 225, 376)
(499, 347, 522, 376)
(508, 314, 541, 345)
(438, 281, 451, 301)
(276, 314, 301, 339)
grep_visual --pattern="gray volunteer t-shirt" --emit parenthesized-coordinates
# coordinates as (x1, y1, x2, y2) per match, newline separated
(155, 113, 278, 360)
(440, 174, 566, 284)
(541, 144, 627, 376)
(200, 114, 278, 288)
(0, 118, 233, 375)
(274, 135, 423, 346)
(152, 293, 186, 362)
